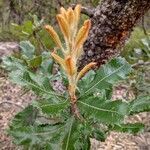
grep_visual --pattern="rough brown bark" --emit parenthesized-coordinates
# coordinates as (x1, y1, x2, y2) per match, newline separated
(79, 0, 150, 70)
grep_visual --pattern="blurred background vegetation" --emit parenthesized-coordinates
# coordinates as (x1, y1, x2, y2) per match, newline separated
(0, 0, 99, 42)
(0, 0, 149, 97)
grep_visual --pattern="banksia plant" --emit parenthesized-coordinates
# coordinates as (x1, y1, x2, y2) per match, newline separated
(4, 4, 150, 150)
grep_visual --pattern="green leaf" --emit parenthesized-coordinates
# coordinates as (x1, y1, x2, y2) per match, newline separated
(9, 116, 86, 150)
(32, 99, 69, 115)
(2, 56, 26, 71)
(79, 57, 131, 95)
(110, 123, 145, 134)
(41, 59, 54, 74)
(20, 41, 35, 58)
(77, 70, 95, 94)
(104, 87, 113, 100)
(62, 119, 91, 150)
(62, 117, 75, 150)
(91, 128, 106, 142)
(9, 105, 38, 129)
(9, 123, 65, 149)
(9, 113, 67, 149)
(129, 96, 150, 114)
(40, 51, 54, 74)
(28, 55, 42, 68)
(11, 70, 62, 98)
(78, 96, 129, 124)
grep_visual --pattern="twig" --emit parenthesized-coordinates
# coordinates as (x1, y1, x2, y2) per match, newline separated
(132, 62, 150, 68)
(71, 4, 95, 17)
(0, 101, 25, 109)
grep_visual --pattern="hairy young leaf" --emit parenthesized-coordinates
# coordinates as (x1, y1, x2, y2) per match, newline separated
(78, 57, 131, 95)
(129, 96, 150, 114)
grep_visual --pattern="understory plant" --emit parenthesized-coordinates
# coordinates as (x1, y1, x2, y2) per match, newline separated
(3, 5, 150, 150)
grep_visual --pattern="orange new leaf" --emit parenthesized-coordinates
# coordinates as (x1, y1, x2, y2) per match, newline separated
(56, 14, 70, 40)
(51, 52, 66, 69)
(65, 56, 76, 76)
(45, 25, 62, 49)
(60, 7, 68, 19)
(74, 4, 81, 26)
(67, 7, 75, 26)
(75, 20, 91, 51)
(76, 62, 96, 82)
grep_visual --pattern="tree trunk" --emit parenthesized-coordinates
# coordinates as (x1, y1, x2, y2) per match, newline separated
(79, 0, 150, 70)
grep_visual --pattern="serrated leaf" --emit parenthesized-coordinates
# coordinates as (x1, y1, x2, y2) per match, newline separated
(9, 116, 66, 149)
(110, 123, 145, 134)
(20, 41, 35, 58)
(11, 70, 63, 99)
(9, 116, 85, 150)
(78, 57, 131, 95)
(77, 70, 95, 93)
(2, 56, 26, 71)
(2, 56, 17, 70)
(9, 105, 38, 129)
(62, 117, 75, 150)
(129, 96, 150, 114)
(78, 96, 129, 124)
(33, 99, 69, 115)
(63, 119, 91, 150)
(9, 123, 65, 149)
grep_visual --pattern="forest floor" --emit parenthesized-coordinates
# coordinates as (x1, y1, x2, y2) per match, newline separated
(0, 42, 150, 150)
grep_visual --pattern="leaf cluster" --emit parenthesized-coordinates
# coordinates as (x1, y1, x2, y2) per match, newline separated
(3, 41, 150, 150)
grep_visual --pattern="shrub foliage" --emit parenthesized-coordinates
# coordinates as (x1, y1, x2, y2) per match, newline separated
(2, 4, 150, 150)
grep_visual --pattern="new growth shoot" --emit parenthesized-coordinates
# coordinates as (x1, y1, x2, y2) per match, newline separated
(44, 4, 96, 118)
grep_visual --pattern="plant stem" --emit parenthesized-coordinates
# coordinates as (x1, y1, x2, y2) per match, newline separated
(68, 75, 82, 120)
(70, 102, 81, 119)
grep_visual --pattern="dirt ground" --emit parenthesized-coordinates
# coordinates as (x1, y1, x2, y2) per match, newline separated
(0, 42, 150, 150)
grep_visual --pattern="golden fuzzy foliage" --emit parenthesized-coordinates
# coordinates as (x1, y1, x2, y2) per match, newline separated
(74, 4, 81, 27)
(67, 7, 75, 26)
(45, 5, 94, 100)
(76, 62, 96, 82)
(65, 56, 76, 76)
(44, 25, 62, 49)
(75, 20, 91, 51)
(51, 52, 66, 70)
(60, 7, 68, 19)
(56, 14, 70, 40)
